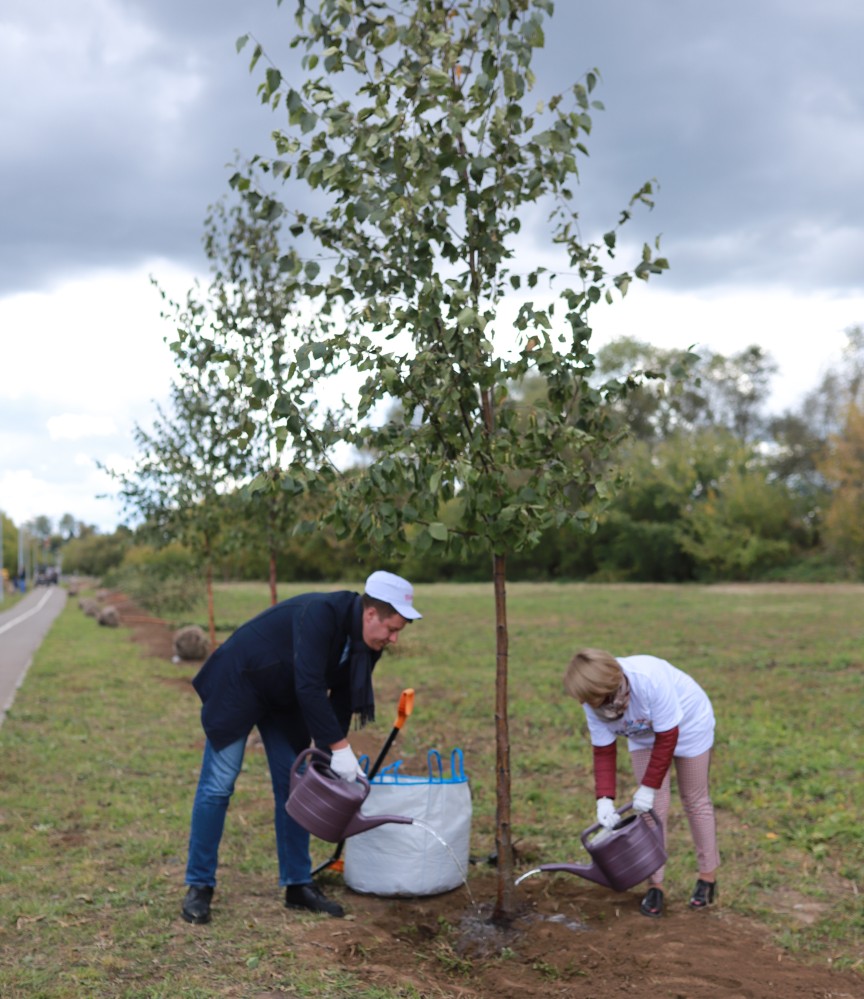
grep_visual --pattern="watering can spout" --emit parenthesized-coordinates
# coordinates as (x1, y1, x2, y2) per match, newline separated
(343, 811, 413, 838)
(537, 861, 611, 888)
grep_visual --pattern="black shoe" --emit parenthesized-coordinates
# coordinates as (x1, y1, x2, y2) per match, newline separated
(689, 878, 717, 909)
(639, 886, 664, 918)
(181, 885, 213, 924)
(284, 882, 344, 918)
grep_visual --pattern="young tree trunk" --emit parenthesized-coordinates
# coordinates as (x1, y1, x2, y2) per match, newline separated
(205, 559, 216, 650)
(491, 551, 515, 923)
(268, 551, 278, 606)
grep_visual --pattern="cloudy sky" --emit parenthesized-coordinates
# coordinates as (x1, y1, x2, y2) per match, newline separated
(2, 0, 863, 535)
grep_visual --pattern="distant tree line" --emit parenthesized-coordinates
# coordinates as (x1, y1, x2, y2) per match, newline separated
(55, 324, 864, 592)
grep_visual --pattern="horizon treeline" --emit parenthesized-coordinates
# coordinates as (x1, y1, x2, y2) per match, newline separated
(51, 327, 864, 596)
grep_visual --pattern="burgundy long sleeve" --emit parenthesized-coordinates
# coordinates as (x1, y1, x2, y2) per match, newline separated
(641, 726, 679, 789)
(593, 742, 617, 799)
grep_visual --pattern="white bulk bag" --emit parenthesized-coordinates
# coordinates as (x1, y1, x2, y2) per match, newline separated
(344, 749, 472, 897)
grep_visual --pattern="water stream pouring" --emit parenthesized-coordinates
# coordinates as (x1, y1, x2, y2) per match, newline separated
(286, 747, 414, 843)
(515, 803, 667, 892)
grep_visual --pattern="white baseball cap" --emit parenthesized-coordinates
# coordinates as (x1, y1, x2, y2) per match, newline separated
(364, 570, 423, 620)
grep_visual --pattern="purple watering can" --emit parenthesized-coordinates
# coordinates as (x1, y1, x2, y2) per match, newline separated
(516, 803, 667, 892)
(286, 747, 414, 843)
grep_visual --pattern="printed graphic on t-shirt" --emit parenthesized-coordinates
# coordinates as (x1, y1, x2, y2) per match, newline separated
(614, 717, 654, 739)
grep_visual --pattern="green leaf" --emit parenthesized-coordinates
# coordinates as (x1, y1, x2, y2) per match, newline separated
(299, 111, 318, 133)
(426, 66, 451, 89)
(503, 67, 518, 98)
(522, 18, 545, 48)
(273, 393, 296, 415)
(429, 522, 448, 542)
(456, 306, 477, 329)
(266, 67, 282, 95)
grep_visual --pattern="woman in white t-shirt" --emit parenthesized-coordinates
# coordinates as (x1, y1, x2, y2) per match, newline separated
(564, 648, 719, 918)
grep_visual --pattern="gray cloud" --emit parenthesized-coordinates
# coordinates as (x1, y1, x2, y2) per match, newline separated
(2, 0, 863, 295)
(541, 0, 864, 291)
(2, 0, 286, 294)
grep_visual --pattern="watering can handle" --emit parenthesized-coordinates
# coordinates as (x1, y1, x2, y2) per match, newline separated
(289, 747, 327, 793)
(288, 746, 371, 793)
(581, 801, 664, 848)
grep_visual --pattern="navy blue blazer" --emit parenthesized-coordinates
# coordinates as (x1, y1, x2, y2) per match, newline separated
(192, 590, 380, 751)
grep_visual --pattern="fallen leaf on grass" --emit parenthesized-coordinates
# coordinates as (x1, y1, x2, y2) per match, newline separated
(16, 915, 46, 929)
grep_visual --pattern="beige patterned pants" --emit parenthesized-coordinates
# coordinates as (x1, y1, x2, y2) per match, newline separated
(630, 746, 720, 886)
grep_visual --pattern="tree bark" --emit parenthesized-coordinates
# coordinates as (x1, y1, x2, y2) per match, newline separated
(491, 551, 514, 923)
(268, 551, 278, 606)
(205, 558, 216, 650)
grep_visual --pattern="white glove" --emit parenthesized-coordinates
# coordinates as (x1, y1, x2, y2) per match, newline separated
(596, 797, 622, 830)
(633, 784, 656, 813)
(329, 745, 363, 781)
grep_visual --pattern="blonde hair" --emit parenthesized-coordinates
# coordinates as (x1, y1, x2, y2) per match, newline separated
(563, 648, 622, 705)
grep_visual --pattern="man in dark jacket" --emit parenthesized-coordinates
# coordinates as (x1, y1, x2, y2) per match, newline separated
(181, 571, 422, 924)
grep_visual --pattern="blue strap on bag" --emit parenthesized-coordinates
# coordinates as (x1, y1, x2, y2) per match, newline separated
(371, 747, 467, 784)
(426, 748, 468, 783)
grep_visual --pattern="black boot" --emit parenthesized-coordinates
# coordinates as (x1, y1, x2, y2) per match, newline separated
(181, 885, 214, 924)
(284, 883, 344, 917)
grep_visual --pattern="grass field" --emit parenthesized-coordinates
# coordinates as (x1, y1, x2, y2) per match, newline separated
(0, 581, 862, 996)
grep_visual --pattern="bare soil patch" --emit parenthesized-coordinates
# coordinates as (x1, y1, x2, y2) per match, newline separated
(293, 870, 862, 999)
(116, 593, 862, 999)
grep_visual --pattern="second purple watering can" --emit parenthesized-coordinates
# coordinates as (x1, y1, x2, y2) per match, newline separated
(516, 803, 667, 892)
(286, 747, 414, 843)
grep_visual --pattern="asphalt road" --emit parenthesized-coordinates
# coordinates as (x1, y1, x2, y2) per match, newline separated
(0, 586, 67, 726)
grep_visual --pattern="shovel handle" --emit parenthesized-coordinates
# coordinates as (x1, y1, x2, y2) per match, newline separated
(394, 688, 414, 729)
(367, 689, 415, 781)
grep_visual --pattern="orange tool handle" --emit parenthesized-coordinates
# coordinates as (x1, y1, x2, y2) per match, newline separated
(395, 688, 415, 729)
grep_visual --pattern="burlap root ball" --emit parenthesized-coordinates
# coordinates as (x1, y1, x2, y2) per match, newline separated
(79, 597, 101, 617)
(98, 605, 121, 627)
(173, 625, 209, 661)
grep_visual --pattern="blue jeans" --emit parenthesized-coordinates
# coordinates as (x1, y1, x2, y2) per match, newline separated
(184, 719, 311, 888)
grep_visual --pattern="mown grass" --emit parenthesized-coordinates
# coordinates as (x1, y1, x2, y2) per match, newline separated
(0, 581, 862, 997)
(0, 589, 25, 611)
